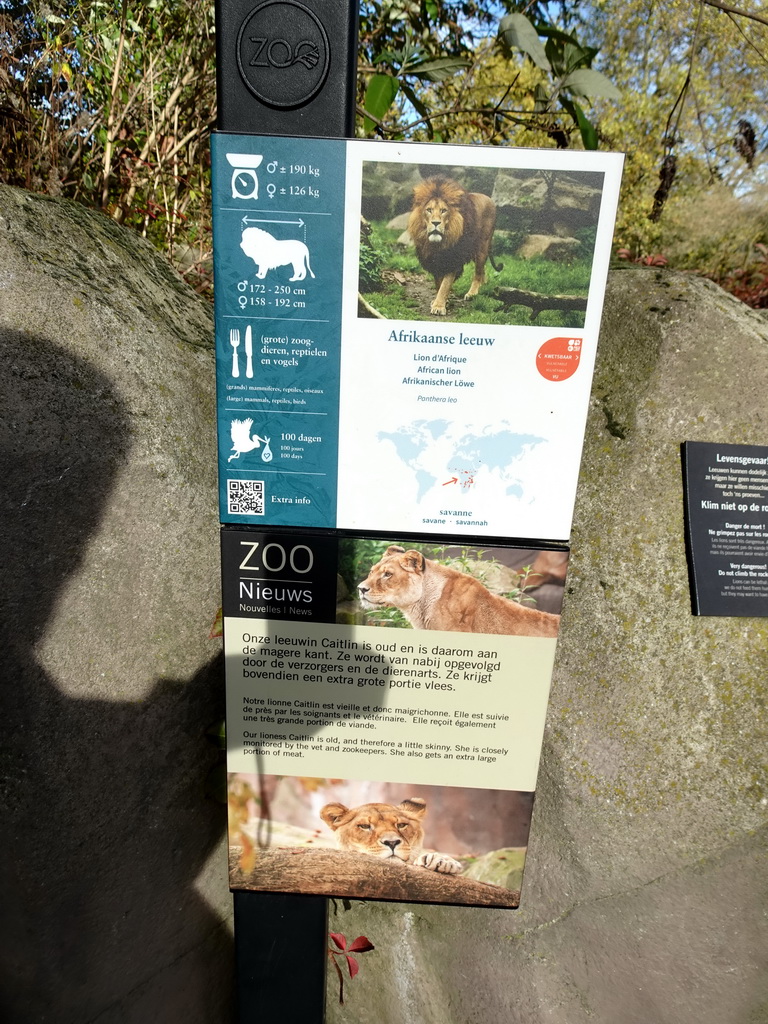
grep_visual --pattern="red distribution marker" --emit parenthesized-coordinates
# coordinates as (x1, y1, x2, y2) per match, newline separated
(536, 336, 582, 381)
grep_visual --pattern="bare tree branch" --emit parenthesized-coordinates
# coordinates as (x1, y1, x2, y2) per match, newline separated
(359, 103, 558, 137)
(723, 9, 768, 66)
(700, 0, 768, 29)
(101, 0, 130, 208)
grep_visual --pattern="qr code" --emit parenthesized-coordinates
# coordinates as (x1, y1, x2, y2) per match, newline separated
(227, 479, 265, 516)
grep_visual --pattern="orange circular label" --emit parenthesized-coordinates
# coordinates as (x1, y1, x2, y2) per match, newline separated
(536, 336, 582, 381)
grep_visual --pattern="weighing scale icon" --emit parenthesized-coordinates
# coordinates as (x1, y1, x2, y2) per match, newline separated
(226, 153, 264, 199)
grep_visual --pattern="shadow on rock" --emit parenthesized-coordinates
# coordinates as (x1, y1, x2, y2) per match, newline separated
(0, 330, 232, 1023)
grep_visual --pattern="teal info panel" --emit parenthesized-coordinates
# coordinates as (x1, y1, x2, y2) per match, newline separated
(212, 133, 345, 527)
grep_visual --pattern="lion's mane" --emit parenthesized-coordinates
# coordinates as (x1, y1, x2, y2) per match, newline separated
(408, 176, 491, 279)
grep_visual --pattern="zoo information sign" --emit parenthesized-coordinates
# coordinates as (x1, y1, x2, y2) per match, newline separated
(212, 134, 623, 542)
(223, 529, 568, 909)
(682, 440, 768, 616)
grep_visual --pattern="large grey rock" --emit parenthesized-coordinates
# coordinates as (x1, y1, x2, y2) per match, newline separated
(325, 269, 768, 1024)
(492, 169, 604, 233)
(4, 183, 766, 1023)
(0, 187, 232, 1022)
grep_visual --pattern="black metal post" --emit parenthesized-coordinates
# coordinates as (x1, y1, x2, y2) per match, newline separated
(215, 0, 358, 138)
(214, 1, 358, 1020)
(234, 892, 328, 1020)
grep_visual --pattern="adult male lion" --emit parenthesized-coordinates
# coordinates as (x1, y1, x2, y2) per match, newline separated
(320, 797, 462, 874)
(358, 545, 560, 638)
(407, 175, 501, 316)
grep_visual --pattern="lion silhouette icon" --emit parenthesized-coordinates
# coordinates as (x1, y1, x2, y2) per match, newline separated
(240, 226, 315, 282)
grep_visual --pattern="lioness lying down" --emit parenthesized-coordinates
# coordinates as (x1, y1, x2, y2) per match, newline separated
(320, 798, 462, 874)
(358, 545, 560, 638)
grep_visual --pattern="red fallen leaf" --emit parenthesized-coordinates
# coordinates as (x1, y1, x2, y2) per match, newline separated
(641, 254, 668, 267)
(329, 932, 347, 951)
(208, 607, 223, 639)
(347, 936, 375, 953)
(346, 954, 359, 979)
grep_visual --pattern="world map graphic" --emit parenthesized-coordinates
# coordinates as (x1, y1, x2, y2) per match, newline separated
(378, 420, 546, 503)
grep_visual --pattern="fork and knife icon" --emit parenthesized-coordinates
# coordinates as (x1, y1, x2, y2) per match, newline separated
(229, 326, 254, 379)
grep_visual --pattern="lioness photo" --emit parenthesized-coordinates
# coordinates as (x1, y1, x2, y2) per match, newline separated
(228, 774, 531, 905)
(320, 797, 462, 874)
(356, 544, 561, 638)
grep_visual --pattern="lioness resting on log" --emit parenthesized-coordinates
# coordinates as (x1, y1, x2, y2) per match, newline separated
(358, 545, 560, 638)
(320, 797, 462, 875)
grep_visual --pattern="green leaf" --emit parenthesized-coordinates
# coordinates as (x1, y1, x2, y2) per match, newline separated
(400, 80, 429, 119)
(563, 68, 621, 101)
(407, 56, 471, 83)
(533, 83, 549, 113)
(206, 719, 227, 749)
(539, 26, 598, 63)
(546, 37, 592, 76)
(568, 99, 599, 150)
(537, 25, 581, 46)
(209, 606, 223, 638)
(363, 74, 400, 134)
(374, 48, 400, 67)
(498, 14, 550, 72)
(575, 108, 598, 151)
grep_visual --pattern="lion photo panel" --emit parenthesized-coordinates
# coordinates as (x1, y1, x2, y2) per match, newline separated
(222, 530, 569, 908)
(212, 134, 623, 538)
(228, 775, 533, 908)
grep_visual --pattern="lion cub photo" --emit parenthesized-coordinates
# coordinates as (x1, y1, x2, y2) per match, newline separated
(408, 175, 502, 316)
(320, 797, 462, 875)
(358, 545, 560, 638)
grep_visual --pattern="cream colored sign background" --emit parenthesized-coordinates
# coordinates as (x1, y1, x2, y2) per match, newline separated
(225, 617, 557, 791)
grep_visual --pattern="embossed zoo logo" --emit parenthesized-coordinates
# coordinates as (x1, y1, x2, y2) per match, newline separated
(248, 38, 320, 70)
(236, 0, 330, 109)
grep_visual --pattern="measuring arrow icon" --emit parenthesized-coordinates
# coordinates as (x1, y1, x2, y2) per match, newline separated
(242, 216, 305, 228)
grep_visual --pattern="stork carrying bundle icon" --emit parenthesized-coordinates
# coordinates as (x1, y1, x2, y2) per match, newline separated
(228, 419, 271, 463)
